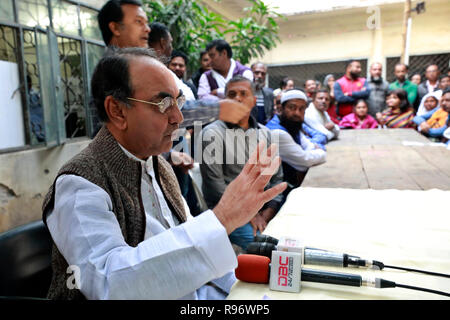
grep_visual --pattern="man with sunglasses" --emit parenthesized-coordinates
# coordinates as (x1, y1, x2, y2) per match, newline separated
(42, 48, 286, 300)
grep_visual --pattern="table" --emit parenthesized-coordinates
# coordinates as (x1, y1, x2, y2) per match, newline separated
(227, 129, 450, 300)
(302, 129, 450, 190)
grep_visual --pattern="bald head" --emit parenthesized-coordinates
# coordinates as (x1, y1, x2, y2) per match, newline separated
(92, 47, 182, 159)
(370, 62, 382, 80)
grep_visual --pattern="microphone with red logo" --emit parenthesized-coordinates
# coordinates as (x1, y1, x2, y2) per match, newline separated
(236, 253, 377, 293)
(235, 254, 450, 297)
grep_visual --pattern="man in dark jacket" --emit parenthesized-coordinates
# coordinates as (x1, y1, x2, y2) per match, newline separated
(250, 62, 274, 124)
(417, 64, 441, 104)
(367, 62, 389, 117)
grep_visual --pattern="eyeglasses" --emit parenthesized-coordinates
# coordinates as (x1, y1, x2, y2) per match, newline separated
(127, 95, 186, 114)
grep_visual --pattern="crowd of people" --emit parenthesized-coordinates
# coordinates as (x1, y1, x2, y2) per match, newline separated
(41, 0, 450, 300)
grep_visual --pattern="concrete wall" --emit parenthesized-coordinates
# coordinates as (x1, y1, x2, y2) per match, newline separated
(257, 0, 450, 72)
(0, 139, 90, 233)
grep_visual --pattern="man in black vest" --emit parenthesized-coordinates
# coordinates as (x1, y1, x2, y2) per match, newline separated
(43, 47, 286, 300)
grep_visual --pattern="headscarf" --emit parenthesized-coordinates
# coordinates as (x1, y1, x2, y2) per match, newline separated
(416, 90, 442, 116)
(323, 74, 335, 89)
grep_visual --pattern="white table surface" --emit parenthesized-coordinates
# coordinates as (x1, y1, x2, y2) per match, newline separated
(227, 187, 450, 300)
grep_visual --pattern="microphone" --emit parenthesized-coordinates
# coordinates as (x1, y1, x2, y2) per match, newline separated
(235, 254, 450, 297)
(247, 241, 376, 269)
(235, 254, 378, 292)
(252, 235, 450, 279)
(254, 234, 279, 245)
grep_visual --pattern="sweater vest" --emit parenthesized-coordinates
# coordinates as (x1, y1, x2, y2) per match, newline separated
(41, 125, 186, 300)
(336, 76, 366, 117)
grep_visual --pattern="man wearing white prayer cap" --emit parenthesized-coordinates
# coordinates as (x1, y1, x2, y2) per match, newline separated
(266, 89, 327, 190)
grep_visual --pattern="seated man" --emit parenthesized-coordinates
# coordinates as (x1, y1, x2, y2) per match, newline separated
(43, 48, 286, 300)
(413, 87, 450, 140)
(266, 89, 327, 189)
(305, 89, 340, 141)
(199, 75, 284, 251)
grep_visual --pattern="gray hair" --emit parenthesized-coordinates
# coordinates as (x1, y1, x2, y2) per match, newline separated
(225, 75, 256, 95)
(91, 47, 161, 122)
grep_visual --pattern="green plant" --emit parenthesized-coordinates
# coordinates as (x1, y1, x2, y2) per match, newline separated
(225, 0, 284, 65)
(143, 0, 284, 75)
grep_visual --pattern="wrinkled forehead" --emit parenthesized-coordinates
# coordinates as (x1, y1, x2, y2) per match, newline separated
(227, 80, 253, 93)
(252, 64, 267, 72)
(315, 91, 329, 99)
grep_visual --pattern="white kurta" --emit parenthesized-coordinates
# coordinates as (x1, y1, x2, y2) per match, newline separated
(270, 129, 327, 172)
(305, 102, 340, 141)
(46, 146, 237, 300)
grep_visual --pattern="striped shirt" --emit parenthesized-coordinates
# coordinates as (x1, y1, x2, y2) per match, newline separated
(380, 107, 416, 128)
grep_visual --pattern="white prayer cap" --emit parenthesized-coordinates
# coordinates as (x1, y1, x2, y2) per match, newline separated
(280, 89, 308, 105)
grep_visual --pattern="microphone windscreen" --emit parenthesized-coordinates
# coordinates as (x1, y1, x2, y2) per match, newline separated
(247, 242, 276, 258)
(254, 234, 279, 245)
(235, 254, 270, 284)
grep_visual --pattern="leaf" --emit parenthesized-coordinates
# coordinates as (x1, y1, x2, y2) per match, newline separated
(142, 0, 280, 73)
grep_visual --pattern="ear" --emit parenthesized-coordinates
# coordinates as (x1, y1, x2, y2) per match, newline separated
(104, 96, 128, 131)
(108, 21, 121, 37)
(159, 38, 167, 51)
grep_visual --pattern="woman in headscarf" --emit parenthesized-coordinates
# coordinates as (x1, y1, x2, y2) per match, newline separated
(416, 91, 442, 116)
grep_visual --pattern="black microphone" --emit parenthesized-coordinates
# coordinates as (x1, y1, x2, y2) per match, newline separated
(247, 241, 374, 268)
(254, 234, 279, 245)
(235, 254, 450, 297)
(251, 236, 450, 279)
